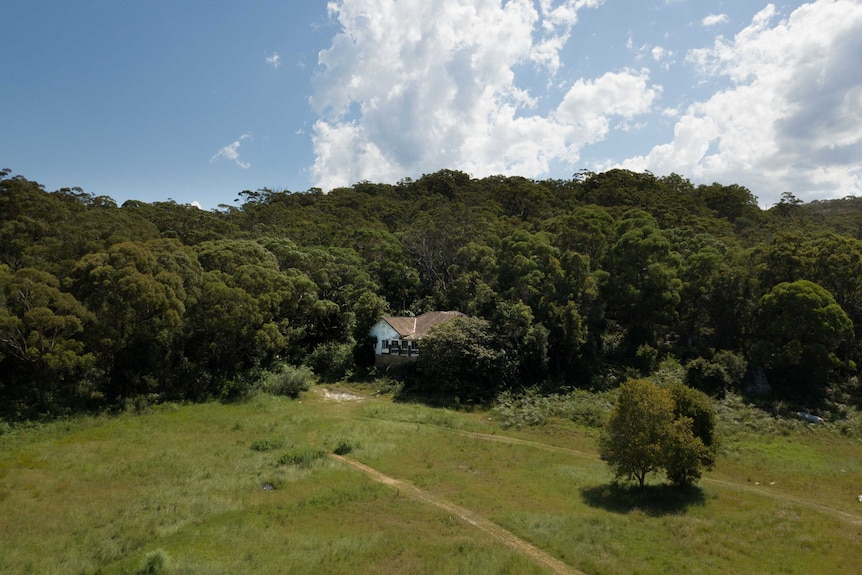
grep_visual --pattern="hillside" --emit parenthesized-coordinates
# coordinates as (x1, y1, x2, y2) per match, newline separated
(1, 167, 861, 417)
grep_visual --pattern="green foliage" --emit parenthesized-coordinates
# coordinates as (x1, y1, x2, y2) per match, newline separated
(548, 389, 616, 428)
(0, 267, 95, 410)
(329, 437, 360, 455)
(3, 167, 862, 417)
(600, 379, 716, 487)
(3, 393, 862, 574)
(752, 280, 854, 398)
(665, 383, 717, 484)
(307, 341, 355, 382)
(600, 379, 674, 487)
(250, 436, 286, 452)
(493, 388, 550, 429)
(413, 316, 509, 403)
(262, 364, 314, 397)
(135, 550, 169, 575)
(685, 357, 732, 397)
(277, 447, 327, 468)
(494, 387, 616, 429)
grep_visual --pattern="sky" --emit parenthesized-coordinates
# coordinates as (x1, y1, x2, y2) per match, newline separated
(2, 0, 861, 210)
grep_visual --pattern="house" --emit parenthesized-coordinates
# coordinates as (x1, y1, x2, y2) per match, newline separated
(370, 311, 464, 367)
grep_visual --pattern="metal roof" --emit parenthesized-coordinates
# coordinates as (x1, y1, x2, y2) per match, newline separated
(381, 311, 465, 340)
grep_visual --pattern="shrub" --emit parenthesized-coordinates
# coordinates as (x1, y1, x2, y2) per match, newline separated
(650, 356, 685, 387)
(685, 357, 732, 397)
(329, 437, 360, 455)
(413, 317, 510, 403)
(712, 350, 747, 387)
(217, 374, 255, 402)
(263, 364, 314, 398)
(493, 388, 616, 429)
(136, 550, 169, 575)
(549, 389, 616, 428)
(307, 342, 355, 382)
(250, 436, 286, 452)
(493, 388, 549, 428)
(277, 447, 327, 468)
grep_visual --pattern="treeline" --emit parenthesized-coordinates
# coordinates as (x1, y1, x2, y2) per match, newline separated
(1, 167, 860, 417)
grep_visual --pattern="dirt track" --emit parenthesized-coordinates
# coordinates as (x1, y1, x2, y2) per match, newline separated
(331, 453, 585, 575)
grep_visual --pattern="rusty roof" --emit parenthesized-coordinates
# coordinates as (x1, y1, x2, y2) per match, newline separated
(381, 311, 465, 340)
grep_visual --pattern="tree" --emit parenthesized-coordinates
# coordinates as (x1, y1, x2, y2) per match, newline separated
(0, 268, 95, 410)
(600, 379, 674, 488)
(665, 383, 717, 485)
(69, 241, 188, 401)
(751, 280, 854, 398)
(413, 316, 509, 403)
(603, 210, 682, 353)
(600, 379, 715, 488)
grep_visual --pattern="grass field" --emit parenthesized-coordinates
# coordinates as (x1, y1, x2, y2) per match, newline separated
(1, 386, 861, 574)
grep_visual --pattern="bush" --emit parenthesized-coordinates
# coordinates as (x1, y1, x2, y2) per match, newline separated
(136, 550, 169, 575)
(685, 357, 732, 397)
(712, 350, 747, 387)
(277, 447, 327, 468)
(549, 389, 616, 428)
(413, 317, 510, 403)
(262, 364, 314, 398)
(329, 437, 360, 455)
(216, 374, 256, 402)
(493, 388, 549, 428)
(492, 388, 616, 429)
(307, 342, 355, 382)
(250, 436, 286, 452)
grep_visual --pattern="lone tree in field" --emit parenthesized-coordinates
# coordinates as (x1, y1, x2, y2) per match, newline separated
(600, 378, 715, 488)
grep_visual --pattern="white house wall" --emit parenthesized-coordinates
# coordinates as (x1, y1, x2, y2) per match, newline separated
(370, 320, 401, 355)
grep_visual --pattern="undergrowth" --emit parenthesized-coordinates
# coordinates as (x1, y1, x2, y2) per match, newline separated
(493, 388, 617, 429)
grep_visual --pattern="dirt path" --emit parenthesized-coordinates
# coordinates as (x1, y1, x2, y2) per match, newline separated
(456, 430, 597, 460)
(456, 430, 862, 526)
(331, 453, 585, 575)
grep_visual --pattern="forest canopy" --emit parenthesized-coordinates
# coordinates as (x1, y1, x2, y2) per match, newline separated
(1, 167, 860, 417)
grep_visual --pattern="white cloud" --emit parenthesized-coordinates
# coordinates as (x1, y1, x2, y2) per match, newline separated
(701, 14, 728, 27)
(622, 0, 862, 205)
(210, 133, 253, 169)
(266, 52, 281, 69)
(191, 201, 202, 209)
(650, 45, 674, 70)
(310, 0, 660, 191)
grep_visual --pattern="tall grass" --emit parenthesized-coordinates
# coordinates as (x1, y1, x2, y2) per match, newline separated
(2, 388, 860, 574)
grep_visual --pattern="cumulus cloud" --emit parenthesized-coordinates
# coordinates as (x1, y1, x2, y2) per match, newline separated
(308, 0, 664, 191)
(210, 133, 253, 169)
(622, 0, 862, 205)
(266, 52, 281, 69)
(701, 14, 728, 27)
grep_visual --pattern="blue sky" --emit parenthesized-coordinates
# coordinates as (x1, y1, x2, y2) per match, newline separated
(2, 1, 861, 209)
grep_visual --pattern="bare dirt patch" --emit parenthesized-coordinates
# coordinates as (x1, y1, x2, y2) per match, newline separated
(315, 388, 364, 402)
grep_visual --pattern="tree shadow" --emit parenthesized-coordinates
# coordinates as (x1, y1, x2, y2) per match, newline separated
(580, 482, 706, 516)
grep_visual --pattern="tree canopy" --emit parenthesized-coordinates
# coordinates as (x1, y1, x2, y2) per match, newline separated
(1, 167, 860, 416)
(600, 379, 716, 487)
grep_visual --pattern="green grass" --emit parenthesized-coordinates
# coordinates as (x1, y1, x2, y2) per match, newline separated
(1, 389, 861, 574)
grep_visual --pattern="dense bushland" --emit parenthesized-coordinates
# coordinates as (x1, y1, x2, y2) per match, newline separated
(1, 167, 860, 418)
